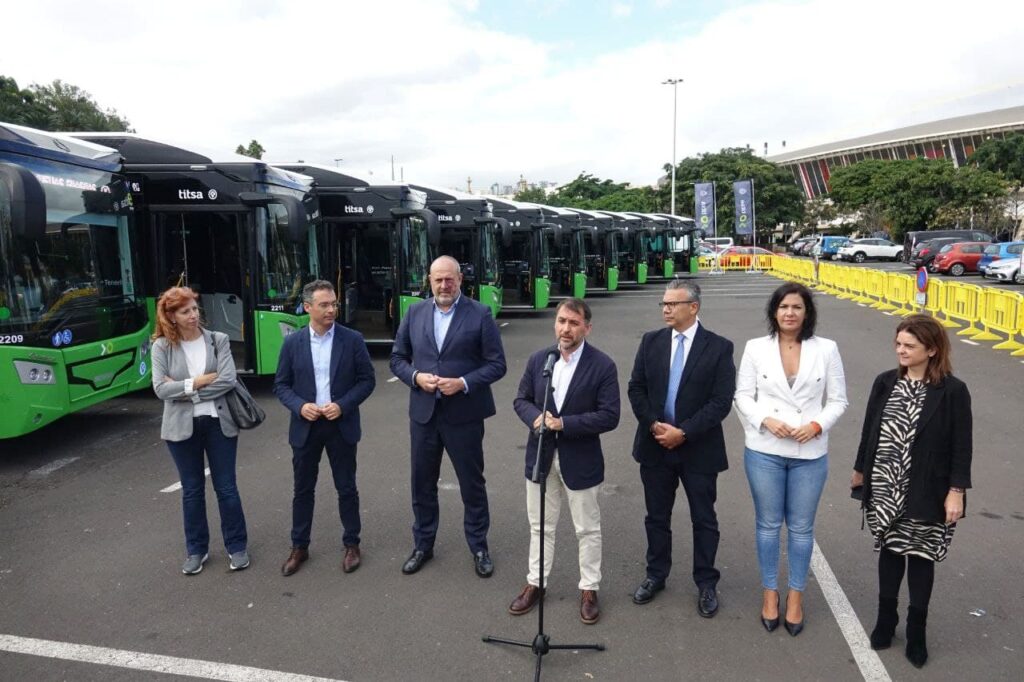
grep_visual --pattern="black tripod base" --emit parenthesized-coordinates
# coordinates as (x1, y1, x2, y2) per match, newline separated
(482, 633, 605, 655)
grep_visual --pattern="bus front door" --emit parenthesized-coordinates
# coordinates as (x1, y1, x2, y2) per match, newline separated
(155, 212, 249, 370)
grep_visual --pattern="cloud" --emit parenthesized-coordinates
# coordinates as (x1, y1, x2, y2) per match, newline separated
(2, 0, 1023, 194)
(611, 2, 634, 17)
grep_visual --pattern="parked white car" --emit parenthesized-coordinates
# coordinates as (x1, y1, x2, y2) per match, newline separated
(983, 256, 1024, 284)
(837, 238, 903, 263)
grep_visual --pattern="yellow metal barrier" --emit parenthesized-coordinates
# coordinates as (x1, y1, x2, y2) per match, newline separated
(863, 270, 894, 311)
(973, 289, 1024, 351)
(1013, 301, 1024, 357)
(921, 279, 956, 327)
(940, 282, 985, 336)
(885, 272, 917, 316)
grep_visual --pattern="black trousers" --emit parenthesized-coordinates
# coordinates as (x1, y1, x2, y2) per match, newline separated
(878, 547, 935, 609)
(640, 456, 720, 589)
(291, 419, 360, 548)
(410, 406, 490, 554)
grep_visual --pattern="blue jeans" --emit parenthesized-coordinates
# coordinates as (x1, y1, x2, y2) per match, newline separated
(166, 416, 248, 556)
(743, 448, 828, 591)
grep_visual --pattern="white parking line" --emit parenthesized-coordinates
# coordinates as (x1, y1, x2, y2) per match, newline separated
(160, 468, 209, 493)
(386, 377, 399, 383)
(811, 543, 892, 682)
(960, 339, 980, 346)
(29, 457, 80, 476)
(0, 634, 348, 681)
(500, 322, 510, 327)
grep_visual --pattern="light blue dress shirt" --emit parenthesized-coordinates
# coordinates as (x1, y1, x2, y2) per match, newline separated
(310, 324, 335, 406)
(431, 294, 468, 393)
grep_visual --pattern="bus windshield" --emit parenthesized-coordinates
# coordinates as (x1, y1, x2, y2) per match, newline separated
(0, 171, 144, 347)
(480, 222, 499, 284)
(255, 203, 309, 311)
(537, 229, 551, 277)
(403, 215, 430, 291)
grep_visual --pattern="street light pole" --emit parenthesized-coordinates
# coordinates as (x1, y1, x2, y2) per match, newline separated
(334, 158, 343, 167)
(662, 78, 683, 215)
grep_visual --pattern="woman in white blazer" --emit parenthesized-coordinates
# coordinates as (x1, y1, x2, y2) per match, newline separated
(735, 282, 847, 636)
(152, 287, 249, 576)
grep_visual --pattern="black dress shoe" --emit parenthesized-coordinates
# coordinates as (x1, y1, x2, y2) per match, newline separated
(473, 550, 494, 578)
(632, 578, 665, 605)
(401, 549, 433, 575)
(697, 586, 719, 618)
(761, 615, 780, 632)
(784, 619, 804, 637)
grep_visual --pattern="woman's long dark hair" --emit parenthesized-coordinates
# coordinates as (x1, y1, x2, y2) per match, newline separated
(766, 282, 817, 340)
(896, 314, 952, 384)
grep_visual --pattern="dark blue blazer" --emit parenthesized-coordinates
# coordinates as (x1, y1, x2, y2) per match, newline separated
(513, 343, 620, 490)
(273, 323, 376, 447)
(390, 296, 507, 425)
(627, 324, 735, 473)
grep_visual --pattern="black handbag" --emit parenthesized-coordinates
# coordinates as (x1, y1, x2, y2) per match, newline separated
(212, 335, 265, 429)
(224, 377, 265, 429)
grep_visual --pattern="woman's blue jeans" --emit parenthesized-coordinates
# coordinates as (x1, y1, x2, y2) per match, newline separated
(744, 448, 828, 591)
(166, 416, 248, 556)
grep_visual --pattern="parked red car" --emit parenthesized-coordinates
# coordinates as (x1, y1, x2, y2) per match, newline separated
(931, 242, 988, 276)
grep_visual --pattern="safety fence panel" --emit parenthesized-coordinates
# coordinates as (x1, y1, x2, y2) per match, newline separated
(884, 273, 916, 316)
(975, 288, 1024, 351)
(941, 282, 985, 336)
(864, 270, 893, 310)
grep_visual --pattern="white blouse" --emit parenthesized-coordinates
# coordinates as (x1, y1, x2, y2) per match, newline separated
(180, 336, 219, 419)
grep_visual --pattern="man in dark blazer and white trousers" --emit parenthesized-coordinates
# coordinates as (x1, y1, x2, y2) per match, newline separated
(274, 280, 376, 577)
(509, 298, 620, 624)
(627, 280, 736, 617)
(390, 256, 507, 578)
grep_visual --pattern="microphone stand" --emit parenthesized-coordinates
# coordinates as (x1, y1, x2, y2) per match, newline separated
(483, 350, 605, 681)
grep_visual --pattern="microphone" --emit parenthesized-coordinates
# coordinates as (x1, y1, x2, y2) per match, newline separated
(542, 349, 559, 377)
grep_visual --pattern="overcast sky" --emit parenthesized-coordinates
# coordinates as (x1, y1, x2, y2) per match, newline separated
(3, 0, 1023, 191)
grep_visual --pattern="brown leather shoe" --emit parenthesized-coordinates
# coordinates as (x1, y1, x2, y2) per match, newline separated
(508, 584, 543, 615)
(580, 590, 600, 624)
(281, 546, 309, 576)
(342, 545, 361, 573)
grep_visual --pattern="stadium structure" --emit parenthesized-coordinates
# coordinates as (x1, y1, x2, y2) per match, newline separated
(768, 105, 1024, 200)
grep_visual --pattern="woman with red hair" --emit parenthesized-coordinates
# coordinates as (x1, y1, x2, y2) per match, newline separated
(152, 287, 249, 575)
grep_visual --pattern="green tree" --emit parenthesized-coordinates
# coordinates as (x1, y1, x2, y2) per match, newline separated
(0, 76, 131, 131)
(829, 158, 1007, 241)
(235, 139, 265, 160)
(661, 148, 805, 243)
(513, 186, 547, 203)
(971, 134, 1024, 234)
(544, 173, 659, 211)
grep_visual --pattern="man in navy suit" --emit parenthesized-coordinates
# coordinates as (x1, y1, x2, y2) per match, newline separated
(390, 256, 507, 577)
(627, 280, 735, 617)
(509, 298, 619, 624)
(274, 280, 376, 577)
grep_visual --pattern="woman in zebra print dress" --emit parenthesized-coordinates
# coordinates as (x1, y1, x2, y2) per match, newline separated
(851, 315, 972, 668)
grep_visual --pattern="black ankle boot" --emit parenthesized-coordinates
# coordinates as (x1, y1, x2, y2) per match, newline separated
(869, 597, 899, 650)
(905, 606, 928, 668)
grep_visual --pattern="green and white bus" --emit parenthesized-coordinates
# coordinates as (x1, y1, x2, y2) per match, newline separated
(596, 211, 649, 285)
(538, 205, 587, 300)
(280, 165, 440, 344)
(0, 124, 149, 439)
(409, 184, 508, 318)
(628, 212, 676, 280)
(564, 208, 619, 292)
(488, 198, 553, 311)
(75, 134, 323, 375)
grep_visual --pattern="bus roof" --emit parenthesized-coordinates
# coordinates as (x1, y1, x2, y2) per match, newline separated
(0, 122, 122, 170)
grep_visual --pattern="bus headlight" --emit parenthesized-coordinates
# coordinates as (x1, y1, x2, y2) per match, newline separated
(14, 361, 58, 385)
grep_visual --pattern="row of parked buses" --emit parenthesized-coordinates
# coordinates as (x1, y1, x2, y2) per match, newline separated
(0, 124, 701, 439)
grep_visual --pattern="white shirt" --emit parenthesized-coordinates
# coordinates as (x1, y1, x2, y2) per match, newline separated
(551, 341, 585, 412)
(310, 324, 335, 407)
(181, 335, 218, 418)
(669, 320, 698, 374)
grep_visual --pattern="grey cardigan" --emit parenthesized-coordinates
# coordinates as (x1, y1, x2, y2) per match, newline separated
(152, 329, 239, 442)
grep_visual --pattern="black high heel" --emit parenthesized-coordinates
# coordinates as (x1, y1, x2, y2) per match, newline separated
(784, 591, 804, 636)
(761, 590, 780, 633)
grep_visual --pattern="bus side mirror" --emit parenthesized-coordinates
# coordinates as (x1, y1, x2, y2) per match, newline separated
(391, 208, 441, 247)
(239, 191, 309, 243)
(480, 217, 512, 247)
(0, 162, 47, 240)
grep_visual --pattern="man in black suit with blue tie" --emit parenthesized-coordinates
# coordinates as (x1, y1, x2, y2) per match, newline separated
(627, 280, 735, 617)
(274, 280, 376, 577)
(390, 256, 507, 577)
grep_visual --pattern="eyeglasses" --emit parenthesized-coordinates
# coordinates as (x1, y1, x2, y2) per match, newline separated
(313, 302, 340, 310)
(660, 300, 697, 308)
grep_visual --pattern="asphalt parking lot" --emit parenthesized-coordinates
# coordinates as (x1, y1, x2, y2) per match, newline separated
(1, 272, 1021, 681)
